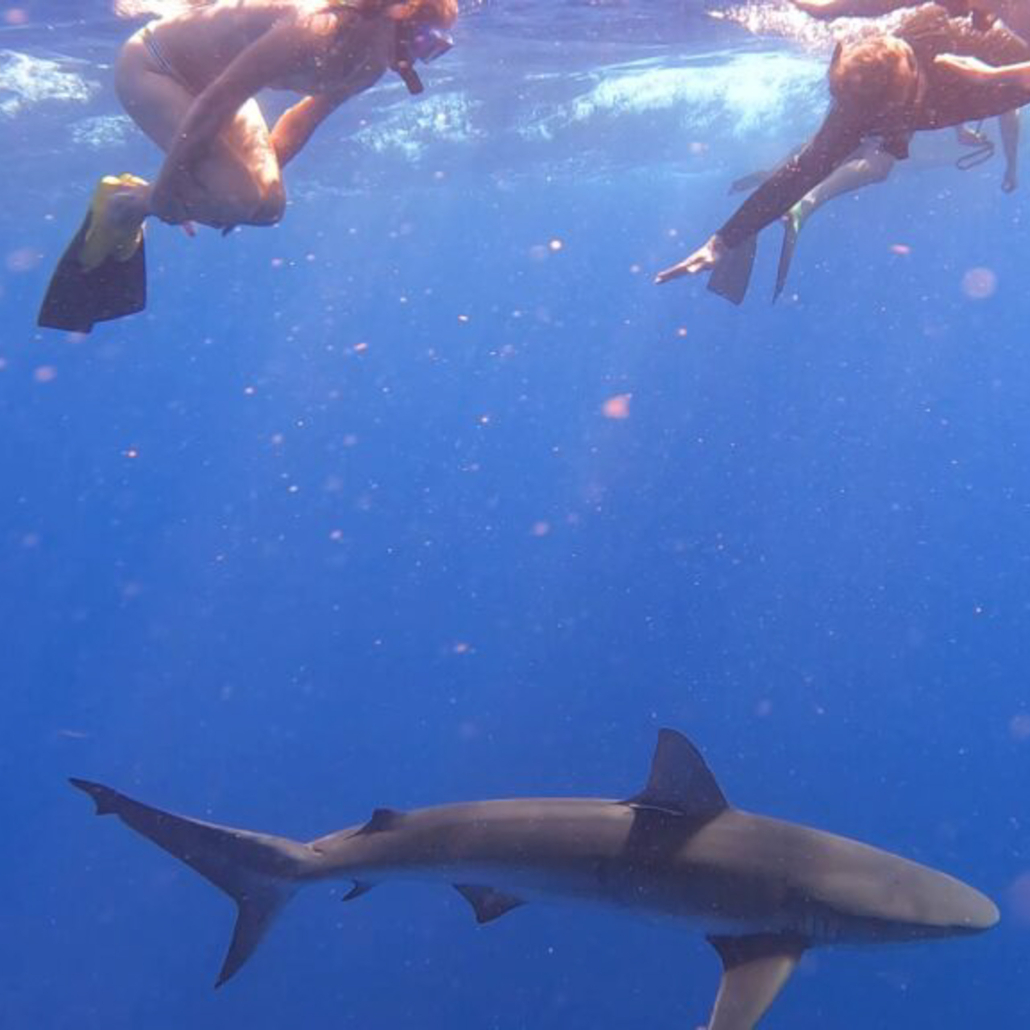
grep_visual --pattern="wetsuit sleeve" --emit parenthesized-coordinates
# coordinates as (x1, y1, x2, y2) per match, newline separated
(718, 105, 864, 249)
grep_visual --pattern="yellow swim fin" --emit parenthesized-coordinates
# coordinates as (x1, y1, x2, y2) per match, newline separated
(38, 174, 149, 334)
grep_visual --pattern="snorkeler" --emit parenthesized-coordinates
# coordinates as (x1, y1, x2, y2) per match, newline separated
(792, 0, 1030, 41)
(655, 4, 1030, 302)
(37, 0, 458, 333)
(731, 108, 1018, 301)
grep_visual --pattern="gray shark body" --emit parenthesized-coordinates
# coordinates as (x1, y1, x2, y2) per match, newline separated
(71, 730, 998, 1030)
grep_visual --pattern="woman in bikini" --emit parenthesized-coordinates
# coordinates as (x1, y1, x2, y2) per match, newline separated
(38, 0, 458, 332)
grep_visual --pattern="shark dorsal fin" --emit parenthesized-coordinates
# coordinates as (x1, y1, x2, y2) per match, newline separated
(627, 729, 728, 821)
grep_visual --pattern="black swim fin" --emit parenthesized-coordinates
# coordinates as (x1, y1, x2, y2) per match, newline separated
(38, 205, 146, 333)
(773, 209, 801, 304)
(707, 235, 756, 306)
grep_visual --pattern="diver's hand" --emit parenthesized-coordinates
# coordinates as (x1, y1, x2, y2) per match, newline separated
(654, 235, 725, 284)
(790, 0, 849, 20)
(934, 53, 999, 82)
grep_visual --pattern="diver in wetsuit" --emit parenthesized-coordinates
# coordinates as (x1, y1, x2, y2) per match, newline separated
(655, 4, 1030, 301)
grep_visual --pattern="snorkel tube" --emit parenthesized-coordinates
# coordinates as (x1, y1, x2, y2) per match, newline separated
(392, 16, 454, 94)
(394, 57, 425, 94)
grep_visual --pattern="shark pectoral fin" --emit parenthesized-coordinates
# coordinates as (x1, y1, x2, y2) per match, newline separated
(705, 933, 806, 1030)
(454, 884, 525, 924)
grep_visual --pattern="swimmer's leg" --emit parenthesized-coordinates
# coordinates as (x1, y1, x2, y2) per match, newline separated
(774, 142, 896, 301)
(114, 30, 285, 229)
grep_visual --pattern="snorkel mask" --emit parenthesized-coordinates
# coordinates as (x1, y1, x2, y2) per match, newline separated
(393, 20, 453, 94)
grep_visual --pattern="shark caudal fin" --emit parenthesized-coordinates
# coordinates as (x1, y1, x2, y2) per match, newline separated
(70, 778, 317, 986)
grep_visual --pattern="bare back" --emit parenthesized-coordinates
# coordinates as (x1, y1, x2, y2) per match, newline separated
(145, 0, 395, 97)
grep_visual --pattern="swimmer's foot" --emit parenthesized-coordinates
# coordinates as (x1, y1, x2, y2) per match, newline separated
(79, 173, 150, 271)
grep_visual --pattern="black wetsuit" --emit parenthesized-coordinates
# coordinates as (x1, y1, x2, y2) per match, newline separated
(719, 5, 1030, 248)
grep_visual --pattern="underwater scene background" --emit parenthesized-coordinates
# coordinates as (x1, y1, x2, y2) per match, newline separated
(1, 0, 1029, 1027)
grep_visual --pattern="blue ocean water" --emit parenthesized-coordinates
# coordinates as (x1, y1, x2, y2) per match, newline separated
(2, 0, 1029, 1026)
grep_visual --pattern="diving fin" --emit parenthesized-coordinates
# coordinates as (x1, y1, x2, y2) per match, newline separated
(38, 175, 148, 333)
(707, 235, 756, 306)
(773, 206, 803, 303)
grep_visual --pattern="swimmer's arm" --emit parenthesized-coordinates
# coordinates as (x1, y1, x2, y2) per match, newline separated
(1000, 108, 1019, 190)
(935, 52, 1030, 87)
(271, 91, 354, 167)
(656, 108, 861, 283)
(155, 20, 313, 192)
(791, 0, 912, 20)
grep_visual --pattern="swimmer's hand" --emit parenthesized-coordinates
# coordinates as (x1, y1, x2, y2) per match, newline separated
(654, 235, 725, 284)
(934, 53, 1000, 82)
(790, 0, 851, 20)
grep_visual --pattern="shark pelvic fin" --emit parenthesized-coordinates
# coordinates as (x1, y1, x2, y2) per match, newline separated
(454, 884, 525, 924)
(69, 778, 312, 986)
(342, 881, 375, 901)
(625, 728, 728, 822)
(706, 933, 806, 1030)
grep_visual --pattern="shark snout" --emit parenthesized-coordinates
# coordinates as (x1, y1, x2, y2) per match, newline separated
(927, 876, 1000, 936)
(955, 886, 1000, 933)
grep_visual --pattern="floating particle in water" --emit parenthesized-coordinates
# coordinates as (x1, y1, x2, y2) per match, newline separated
(5, 247, 41, 273)
(602, 393, 632, 420)
(1009, 712, 1030, 742)
(961, 266, 997, 300)
(1007, 871, 1030, 926)
(889, 243, 911, 256)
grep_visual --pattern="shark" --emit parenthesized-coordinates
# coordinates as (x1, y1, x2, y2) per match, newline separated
(70, 729, 998, 1030)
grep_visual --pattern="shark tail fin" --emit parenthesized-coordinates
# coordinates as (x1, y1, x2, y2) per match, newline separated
(70, 777, 316, 986)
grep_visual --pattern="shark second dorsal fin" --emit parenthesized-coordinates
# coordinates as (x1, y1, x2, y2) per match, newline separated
(706, 934, 806, 1030)
(626, 729, 728, 821)
(357, 807, 404, 834)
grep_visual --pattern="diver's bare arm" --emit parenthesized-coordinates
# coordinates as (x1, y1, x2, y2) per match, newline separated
(792, 0, 911, 19)
(935, 53, 1030, 87)
(1000, 108, 1020, 190)
(154, 21, 309, 195)
(270, 90, 354, 167)
(655, 110, 860, 283)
